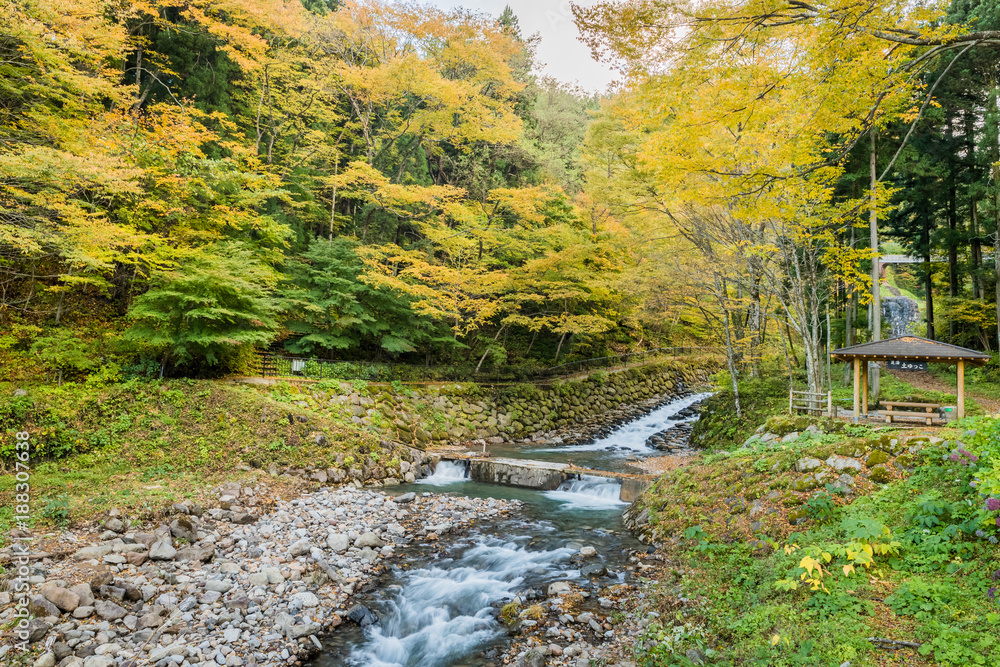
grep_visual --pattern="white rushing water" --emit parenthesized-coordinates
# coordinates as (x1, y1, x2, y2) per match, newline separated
(415, 460, 469, 486)
(535, 391, 713, 454)
(347, 540, 576, 666)
(543, 475, 626, 510)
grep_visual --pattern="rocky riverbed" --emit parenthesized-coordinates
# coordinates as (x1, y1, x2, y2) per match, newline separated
(0, 483, 518, 667)
(499, 548, 681, 667)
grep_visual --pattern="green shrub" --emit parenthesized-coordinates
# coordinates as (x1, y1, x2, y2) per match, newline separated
(885, 577, 951, 618)
(41, 496, 70, 525)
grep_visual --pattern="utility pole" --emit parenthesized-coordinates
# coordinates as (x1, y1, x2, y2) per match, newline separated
(870, 132, 881, 398)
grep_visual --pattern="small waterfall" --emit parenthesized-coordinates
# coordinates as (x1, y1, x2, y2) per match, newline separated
(344, 540, 576, 666)
(537, 391, 712, 454)
(415, 460, 469, 485)
(882, 296, 919, 337)
(543, 475, 626, 509)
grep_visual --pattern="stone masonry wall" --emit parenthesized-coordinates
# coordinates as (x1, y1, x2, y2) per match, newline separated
(273, 357, 717, 450)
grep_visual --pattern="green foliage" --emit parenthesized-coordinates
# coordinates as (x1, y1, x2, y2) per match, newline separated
(840, 515, 891, 542)
(41, 495, 70, 525)
(804, 490, 836, 524)
(683, 524, 719, 557)
(30, 330, 97, 383)
(690, 372, 790, 450)
(885, 577, 951, 619)
(499, 601, 520, 625)
(282, 238, 444, 357)
(918, 620, 997, 667)
(126, 242, 281, 372)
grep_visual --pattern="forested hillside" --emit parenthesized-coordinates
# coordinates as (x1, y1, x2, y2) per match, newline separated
(1, 0, 704, 381)
(576, 0, 1000, 401)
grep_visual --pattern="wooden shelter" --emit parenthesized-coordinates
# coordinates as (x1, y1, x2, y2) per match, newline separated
(831, 336, 990, 421)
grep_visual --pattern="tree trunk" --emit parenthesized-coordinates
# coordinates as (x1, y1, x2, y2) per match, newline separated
(948, 174, 959, 340)
(923, 214, 935, 339)
(715, 274, 741, 417)
(526, 328, 539, 355)
(995, 219, 1000, 354)
(775, 313, 794, 394)
(869, 133, 880, 398)
(785, 316, 799, 367)
(972, 200, 982, 300)
(723, 307, 742, 417)
(993, 86, 1000, 355)
(554, 332, 568, 363)
(475, 326, 506, 373)
(843, 289, 856, 384)
(330, 159, 338, 241)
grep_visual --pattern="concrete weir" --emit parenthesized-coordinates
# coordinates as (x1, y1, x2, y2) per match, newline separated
(443, 456, 651, 502)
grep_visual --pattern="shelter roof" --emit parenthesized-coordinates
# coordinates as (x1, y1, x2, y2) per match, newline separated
(831, 336, 990, 366)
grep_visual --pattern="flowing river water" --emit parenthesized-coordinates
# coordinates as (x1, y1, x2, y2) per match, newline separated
(311, 392, 712, 667)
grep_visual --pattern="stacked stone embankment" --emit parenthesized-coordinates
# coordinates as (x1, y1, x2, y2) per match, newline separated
(269, 358, 717, 450)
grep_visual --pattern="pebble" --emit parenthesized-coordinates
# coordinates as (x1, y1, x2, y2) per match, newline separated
(0, 484, 516, 667)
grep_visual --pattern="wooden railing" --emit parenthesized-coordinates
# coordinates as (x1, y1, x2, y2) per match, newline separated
(790, 389, 832, 416)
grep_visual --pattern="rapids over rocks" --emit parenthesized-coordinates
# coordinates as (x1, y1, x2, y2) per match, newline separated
(310, 392, 709, 667)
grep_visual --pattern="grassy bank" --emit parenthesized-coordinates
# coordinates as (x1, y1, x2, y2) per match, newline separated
(627, 372, 1000, 666)
(0, 379, 382, 540)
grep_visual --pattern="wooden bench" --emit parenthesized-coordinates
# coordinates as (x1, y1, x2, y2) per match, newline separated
(881, 401, 940, 425)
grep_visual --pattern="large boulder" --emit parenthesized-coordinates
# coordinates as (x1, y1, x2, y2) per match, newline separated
(149, 540, 177, 561)
(355, 532, 384, 548)
(41, 586, 80, 613)
(327, 533, 350, 553)
(93, 600, 127, 621)
(69, 584, 94, 608)
(346, 604, 378, 627)
(72, 546, 112, 561)
(825, 455, 863, 472)
(28, 596, 60, 618)
(169, 516, 199, 542)
(176, 546, 214, 563)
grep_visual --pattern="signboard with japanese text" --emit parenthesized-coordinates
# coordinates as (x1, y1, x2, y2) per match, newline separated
(886, 360, 927, 372)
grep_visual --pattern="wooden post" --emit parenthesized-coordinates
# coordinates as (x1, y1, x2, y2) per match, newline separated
(827, 391, 833, 417)
(789, 388, 793, 415)
(957, 360, 965, 419)
(861, 360, 869, 416)
(853, 358, 861, 422)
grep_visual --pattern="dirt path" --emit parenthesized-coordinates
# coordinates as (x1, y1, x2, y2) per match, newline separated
(886, 368, 1000, 414)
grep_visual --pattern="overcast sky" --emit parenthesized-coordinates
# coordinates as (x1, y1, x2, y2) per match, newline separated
(423, 0, 619, 91)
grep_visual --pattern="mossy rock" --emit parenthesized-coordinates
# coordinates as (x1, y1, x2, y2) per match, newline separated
(791, 475, 821, 492)
(763, 415, 816, 436)
(893, 453, 916, 470)
(870, 465, 892, 483)
(865, 450, 890, 467)
(873, 434, 904, 454)
(787, 509, 808, 525)
(782, 494, 805, 507)
(836, 440, 873, 457)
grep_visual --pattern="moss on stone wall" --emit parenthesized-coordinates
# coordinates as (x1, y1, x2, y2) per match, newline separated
(266, 358, 718, 448)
